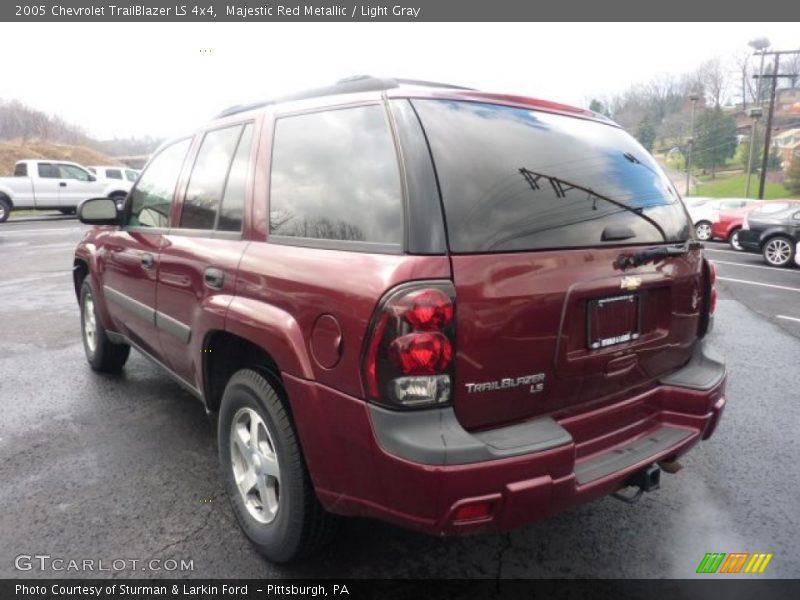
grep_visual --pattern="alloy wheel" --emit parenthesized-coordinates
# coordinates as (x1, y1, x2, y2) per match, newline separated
(764, 238, 792, 266)
(230, 407, 281, 524)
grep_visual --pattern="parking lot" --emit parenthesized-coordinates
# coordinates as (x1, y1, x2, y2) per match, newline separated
(1, 216, 798, 579)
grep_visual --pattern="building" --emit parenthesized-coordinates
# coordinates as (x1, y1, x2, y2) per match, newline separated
(772, 127, 800, 171)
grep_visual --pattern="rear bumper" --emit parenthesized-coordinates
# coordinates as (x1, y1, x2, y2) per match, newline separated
(284, 341, 726, 535)
(737, 229, 762, 252)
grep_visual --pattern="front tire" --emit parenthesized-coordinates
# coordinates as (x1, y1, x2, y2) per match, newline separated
(695, 221, 712, 241)
(218, 369, 337, 563)
(0, 197, 10, 223)
(729, 228, 743, 251)
(762, 236, 795, 268)
(80, 278, 130, 372)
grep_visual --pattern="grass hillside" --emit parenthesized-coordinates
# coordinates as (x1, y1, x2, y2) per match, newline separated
(0, 140, 121, 176)
(694, 171, 800, 199)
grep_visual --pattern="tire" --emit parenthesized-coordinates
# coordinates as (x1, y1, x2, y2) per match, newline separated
(762, 236, 795, 268)
(218, 369, 337, 562)
(695, 221, 712, 241)
(80, 278, 130, 372)
(729, 228, 743, 251)
(0, 197, 10, 223)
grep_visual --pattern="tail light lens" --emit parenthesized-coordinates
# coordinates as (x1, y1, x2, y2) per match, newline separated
(708, 260, 718, 315)
(363, 281, 455, 409)
(698, 258, 717, 337)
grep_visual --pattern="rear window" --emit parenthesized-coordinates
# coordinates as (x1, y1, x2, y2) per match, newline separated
(412, 100, 690, 253)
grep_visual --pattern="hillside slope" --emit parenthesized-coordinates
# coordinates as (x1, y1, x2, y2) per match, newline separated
(0, 140, 121, 176)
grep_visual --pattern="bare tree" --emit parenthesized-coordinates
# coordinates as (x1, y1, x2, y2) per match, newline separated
(696, 57, 730, 108)
(782, 53, 800, 89)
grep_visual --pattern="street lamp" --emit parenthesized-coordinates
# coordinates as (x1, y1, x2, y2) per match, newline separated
(745, 106, 763, 198)
(748, 37, 771, 106)
(685, 93, 700, 196)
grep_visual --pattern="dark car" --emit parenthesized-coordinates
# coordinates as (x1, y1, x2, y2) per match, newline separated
(738, 201, 800, 267)
(72, 77, 726, 563)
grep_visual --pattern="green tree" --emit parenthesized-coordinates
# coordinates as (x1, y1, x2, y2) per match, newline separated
(786, 153, 800, 194)
(636, 117, 657, 152)
(693, 107, 737, 177)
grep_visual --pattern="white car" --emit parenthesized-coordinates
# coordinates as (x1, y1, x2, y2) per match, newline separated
(87, 165, 140, 184)
(684, 197, 760, 241)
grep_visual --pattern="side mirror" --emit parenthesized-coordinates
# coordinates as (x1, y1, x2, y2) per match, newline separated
(78, 197, 119, 225)
(88, 174, 97, 182)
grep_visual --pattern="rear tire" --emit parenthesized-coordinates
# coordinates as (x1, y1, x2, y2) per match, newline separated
(0, 197, 10, 223)
(80, 278, 130, 372)
(218, 369, 338, 563)
(762, 236, 795, 268)
(695, 221, 712, 241)
(729, 228, 743, 251)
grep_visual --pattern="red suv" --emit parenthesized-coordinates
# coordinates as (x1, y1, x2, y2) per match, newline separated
(73, 77, 726, 562)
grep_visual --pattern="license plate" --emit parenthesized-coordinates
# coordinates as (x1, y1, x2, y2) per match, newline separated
(587, 294, 640, 350)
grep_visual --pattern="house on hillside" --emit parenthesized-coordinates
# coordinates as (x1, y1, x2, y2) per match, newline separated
(776, 88, 800, 114)
(772, 127, 800, 172)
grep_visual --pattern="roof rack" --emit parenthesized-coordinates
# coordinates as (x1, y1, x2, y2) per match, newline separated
(214, 76, 474, 119)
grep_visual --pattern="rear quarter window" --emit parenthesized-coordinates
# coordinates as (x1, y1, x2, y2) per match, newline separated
(269, 104, 403, 247)
(412, 99, 690, 253)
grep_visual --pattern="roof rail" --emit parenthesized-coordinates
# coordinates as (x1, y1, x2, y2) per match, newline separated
(214, 76, 473, 119)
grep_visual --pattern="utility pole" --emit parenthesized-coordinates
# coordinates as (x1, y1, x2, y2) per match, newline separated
(753, 48, 800, 199)
(745, 106, 763, 198)
(685, 94, 699, 196)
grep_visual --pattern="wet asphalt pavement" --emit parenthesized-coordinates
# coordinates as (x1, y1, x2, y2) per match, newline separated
(0, 217, 798, 579)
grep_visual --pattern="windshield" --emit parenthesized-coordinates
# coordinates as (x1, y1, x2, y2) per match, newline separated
(411, 99, 691, 253)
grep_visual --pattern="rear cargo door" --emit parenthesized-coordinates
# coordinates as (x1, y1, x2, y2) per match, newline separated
(411, 98, 702, 431)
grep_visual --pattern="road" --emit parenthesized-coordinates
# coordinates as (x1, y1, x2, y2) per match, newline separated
(1, 218, 798, 579)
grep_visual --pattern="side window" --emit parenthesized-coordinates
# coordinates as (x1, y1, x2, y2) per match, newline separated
(37, 163, 58, 178)
(218, 123, 253, 232)
(180, 125, 242, 230)
(13, 163, 27, 177)
(125, 170, 139, 182)
(269, 105, 403, 245)
(106, 169, 123, 180)
(127, 139, 191, 229)
(57, 164, 91, 181)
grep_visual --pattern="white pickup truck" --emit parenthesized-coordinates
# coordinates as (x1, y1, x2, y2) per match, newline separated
(0, 160, 131, 223)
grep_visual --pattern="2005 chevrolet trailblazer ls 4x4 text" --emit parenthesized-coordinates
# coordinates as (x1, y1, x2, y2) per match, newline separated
(73, 77, 727, 562)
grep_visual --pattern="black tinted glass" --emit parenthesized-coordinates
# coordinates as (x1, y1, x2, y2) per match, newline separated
(218, 123, 253, 232)
(128, 139, 191, 228)
(412, 100, 690, 253)
(14, 163, 27, 177)
(181, 125, 242, 230)
(106, 169, 122, 179)
(270, 105, 402, 245)
(37, 163, 57, 178)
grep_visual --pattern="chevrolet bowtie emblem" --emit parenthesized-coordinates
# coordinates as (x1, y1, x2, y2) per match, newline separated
(620, 275, 642, 291)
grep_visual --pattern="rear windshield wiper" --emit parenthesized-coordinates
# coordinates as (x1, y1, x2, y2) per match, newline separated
(615, 240, 702, 270)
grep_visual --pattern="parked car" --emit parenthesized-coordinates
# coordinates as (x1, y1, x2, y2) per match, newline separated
(712, 202, 765, 250)
(739, 201, 800, 267)
(88, 165, 140, 183)
(86, 166, 139, 209)
(73, 77, 726, 562)
(0, 160, 130, 222)
(685, 197, 759, 241)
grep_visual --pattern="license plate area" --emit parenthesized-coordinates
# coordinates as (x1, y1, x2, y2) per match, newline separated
(587, 293, 640, 350)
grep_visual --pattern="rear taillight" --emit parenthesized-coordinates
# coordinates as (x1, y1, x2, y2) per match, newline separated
(698, 258, 717, 338)
(363, 281, 455, 409)
(708, 260, 717, 315)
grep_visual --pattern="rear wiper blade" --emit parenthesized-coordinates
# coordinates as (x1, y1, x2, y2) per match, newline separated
(615, 240, 702, 270)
